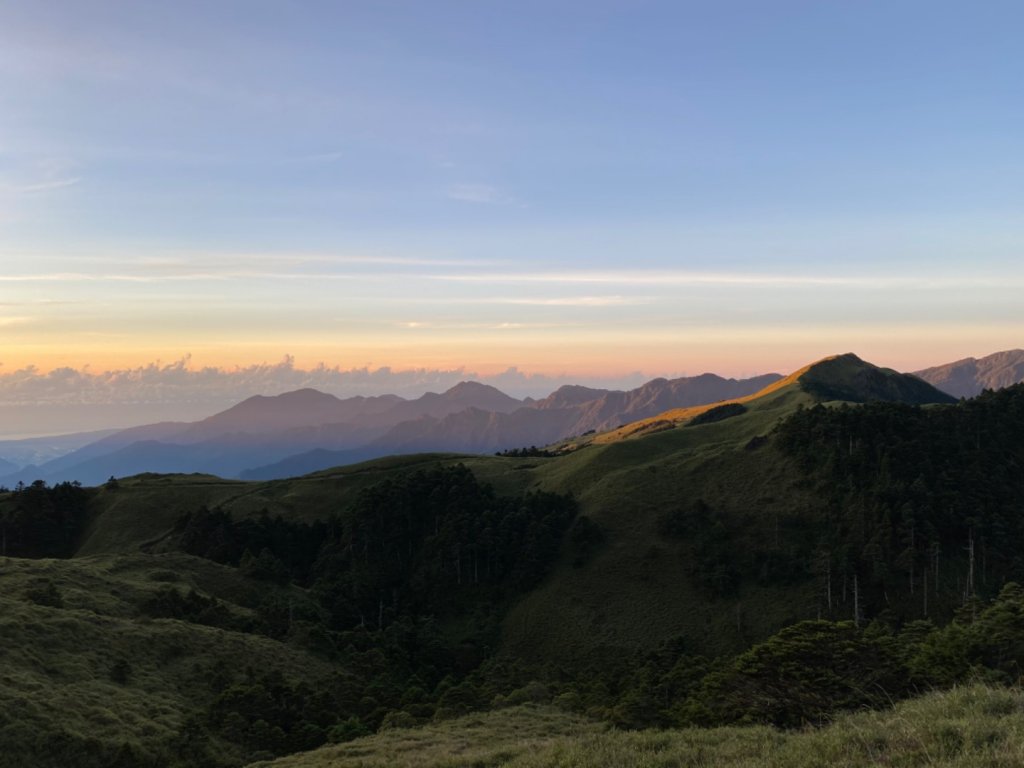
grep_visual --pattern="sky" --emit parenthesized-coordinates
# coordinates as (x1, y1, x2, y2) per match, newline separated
(2, 0, 1024, 399)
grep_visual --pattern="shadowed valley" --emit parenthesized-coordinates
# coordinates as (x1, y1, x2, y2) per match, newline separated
(4, 354, 1024, 767)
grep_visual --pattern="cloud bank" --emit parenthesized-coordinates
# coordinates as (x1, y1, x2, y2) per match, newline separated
(0, 356, 656, 408)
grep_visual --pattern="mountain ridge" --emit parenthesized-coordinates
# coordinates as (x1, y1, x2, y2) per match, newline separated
(1, 372, 783, 485)
(591, 353, 954, 445)
(914, 349, 1024, 398)
(4, 349, 1007, 487)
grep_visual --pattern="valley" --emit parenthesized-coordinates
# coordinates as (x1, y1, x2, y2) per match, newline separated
(3, 353, 1024, 766)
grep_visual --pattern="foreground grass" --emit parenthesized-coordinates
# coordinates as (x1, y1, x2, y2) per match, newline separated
(0, 553, 333, 767)
(251, 684, 1024, 768)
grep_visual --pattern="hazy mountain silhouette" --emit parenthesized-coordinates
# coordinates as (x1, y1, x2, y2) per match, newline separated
(590, 353, 955, 447)
(533, 373, 784, 433)
(1, 358, 962, 486)
(241, 373, 792, 480)
(914, 349, 1024, 398)
(0, 429, 120, 470)
(0, 382, 526, 486)
(798, 353, 956, 405)
(180, 389, 403, 440)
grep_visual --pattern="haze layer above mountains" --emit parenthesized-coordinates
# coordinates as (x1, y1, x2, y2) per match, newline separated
(1, 349, 1020, 487)
(3, 349, 1024, 767)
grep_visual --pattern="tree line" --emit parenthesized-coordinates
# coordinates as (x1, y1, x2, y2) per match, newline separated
(0, 480, 91, 558)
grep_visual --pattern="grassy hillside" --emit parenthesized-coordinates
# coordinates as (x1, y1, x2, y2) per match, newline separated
(4, 357, 1024, 766)
(250, 684, 1024, 768)
(24, 353, 975, 668)
(68, 454, 539, 557)
(587, 352, 952, 445)
(46, 380, 820, 663)
(58, 355, 894, 559)
(499, 375, 821, 661)
(0, 552, 336, 767)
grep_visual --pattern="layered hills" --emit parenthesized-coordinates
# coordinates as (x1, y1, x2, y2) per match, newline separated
(7, 354, 959, 642)
(6, 347, 1019, 488)
(914, 348, 1024, 398)
(4, 352, 1024, 766)
(0, 372, 782, 486)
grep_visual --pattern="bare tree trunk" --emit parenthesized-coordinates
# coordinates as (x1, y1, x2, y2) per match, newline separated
(826, 560, 832, 613)
(853, 574, 861, 628)
(966, 530, 975, 601)
(923, 566, 928, 617)
(982, 536, 987, 587)
(909, 522, 915, 596)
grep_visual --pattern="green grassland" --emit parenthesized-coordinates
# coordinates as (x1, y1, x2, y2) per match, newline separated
(18, 357, 963, 670)
(500, 378, 821, 661)
(43, 380, 822, 667)
(0, 552, 332, 767)
(250, 684, 1024, 768)
(70, 453, 542, 558)
(0, 354, 1007, 766)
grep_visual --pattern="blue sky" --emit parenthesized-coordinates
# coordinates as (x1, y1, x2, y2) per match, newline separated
(2, 0, 1023, 379)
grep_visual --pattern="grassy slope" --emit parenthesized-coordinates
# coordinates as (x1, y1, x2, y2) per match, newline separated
(67, 385, 816, 660)
(499, 380, 821, 661)
(588, 360, 818, 444)
(249, 684, 1024, 768)
(65, 380, 822, 663)
(62, 354, 955, 665)
(0, 354, 989, 766)
(0, 552, 334, 766)
(73, 454, 541, 558)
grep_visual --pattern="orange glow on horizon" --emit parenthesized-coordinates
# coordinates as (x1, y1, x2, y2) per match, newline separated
(4, 329, 1020, 382)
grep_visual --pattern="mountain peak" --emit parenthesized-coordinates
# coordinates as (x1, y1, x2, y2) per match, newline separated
(186, 387, 370, 438)
(591, 353, 955, 446)
(268, 388, 343, 404)
(797, 353, 955, 405)
(443, 380, 504, 396)
(915, 349, 1024, 398)
(433, 380, 522, 408)
(207, 387, 343, 416)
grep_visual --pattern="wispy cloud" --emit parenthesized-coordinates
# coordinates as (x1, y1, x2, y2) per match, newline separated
(297, 150, 346, 163)
(267, 253, 503, 268)
(487, 295, 651, 307)
(0, 356, 655, 408)
(427, 270, 1024, 289)
(445, 183, 505, 204)
(0, 300, 81, 307)
(3, 264, 1023, 292)
(397, 321, 574, 330)
(0, 273, 98, 282)
(391, 296, 649, 307)
(60, 252, 498, 269)
(0, 251, 506, 284)
(17, 176, 81, 193)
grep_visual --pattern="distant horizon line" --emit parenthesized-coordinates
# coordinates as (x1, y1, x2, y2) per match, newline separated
(0, 353, 778, 383)
(2, 346, 1019, 381)
(0, 347, 1020, 442)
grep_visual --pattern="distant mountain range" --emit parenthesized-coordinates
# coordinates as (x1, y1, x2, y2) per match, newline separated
(913, 349, 1024, 398)
(0, 372, 783, 486)
(5, 348, 1023, 766)
(1, 349, 1021, 486)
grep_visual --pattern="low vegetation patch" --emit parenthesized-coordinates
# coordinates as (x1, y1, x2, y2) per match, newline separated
(686, 402, 748, 427)
(251, 685, 1024, 768)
